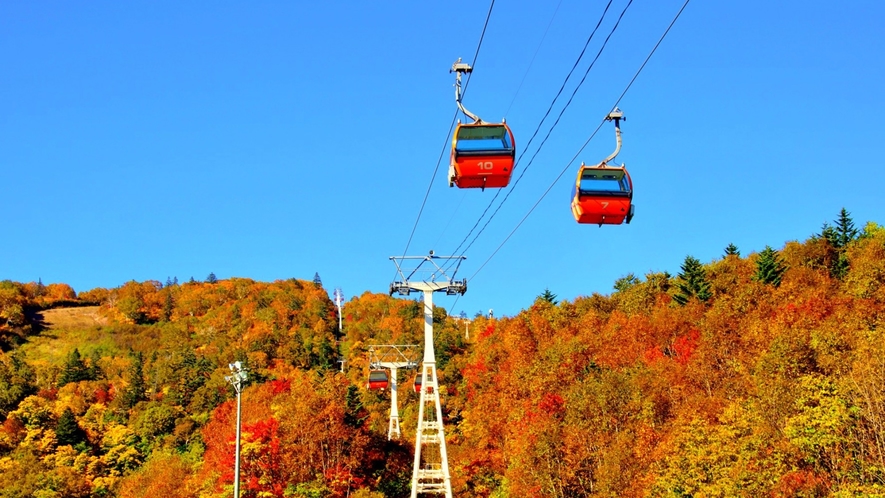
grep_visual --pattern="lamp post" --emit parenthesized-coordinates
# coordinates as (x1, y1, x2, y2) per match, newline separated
(225, 361, 248, 497)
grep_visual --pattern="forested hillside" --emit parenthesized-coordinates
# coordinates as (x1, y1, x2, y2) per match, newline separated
(1, 212, 885, 497)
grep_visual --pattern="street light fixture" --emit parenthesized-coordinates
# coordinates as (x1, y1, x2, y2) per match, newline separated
(225, 361, 248, 498)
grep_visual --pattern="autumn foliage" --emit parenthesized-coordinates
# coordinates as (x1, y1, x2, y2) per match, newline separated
(1, 217, 885, 496)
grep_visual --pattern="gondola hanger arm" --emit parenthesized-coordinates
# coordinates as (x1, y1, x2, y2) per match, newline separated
(451, 58, 484, 124)
(598, 107, 625, 167)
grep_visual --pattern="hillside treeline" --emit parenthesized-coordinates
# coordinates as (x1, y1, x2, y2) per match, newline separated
(0, 212, 884, 496)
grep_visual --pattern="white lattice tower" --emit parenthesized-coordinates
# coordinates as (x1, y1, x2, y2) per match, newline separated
(368, 345, 419, 440)
(389, 252, 466, 498)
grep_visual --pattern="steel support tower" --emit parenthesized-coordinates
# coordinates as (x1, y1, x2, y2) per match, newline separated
(368, 345, 419, 440)
(390, 251, 467, 498)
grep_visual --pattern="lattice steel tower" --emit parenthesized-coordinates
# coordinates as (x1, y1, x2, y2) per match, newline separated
(368, 345, 419, 440)
(390, 251, 466, 498)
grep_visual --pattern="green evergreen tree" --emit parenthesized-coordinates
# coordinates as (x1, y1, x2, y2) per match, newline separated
(724, 243, 740, 256)
(205, 272, 217, 284)
(56, 407, 85, 447)
(343, 384, 367, 428)
(613, 274, 641, 292)
(122, 352, 147, 409)
(673, 256, 711, 306)
(753, 246, 787, 287)
(0, 353, 36, 417)
(818, 208, 859, 279)
(313, 272, 323, 287)
(538, 288, 558, 304)
(58, 349, 91, 387)
(169, 349, 212, 408)
(86, 350, 103, 381)
(161, 290, 174, 322)
(833, 208, 859, 248)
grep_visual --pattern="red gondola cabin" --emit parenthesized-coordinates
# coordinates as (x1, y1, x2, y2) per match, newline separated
(367, 370, 389, 390)
(413, 374, 422, 393)
(570, 164, 634, 226)
(449, 123, 516, 190)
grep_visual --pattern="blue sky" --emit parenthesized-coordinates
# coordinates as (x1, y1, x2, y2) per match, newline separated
(2, 1, 883, 317)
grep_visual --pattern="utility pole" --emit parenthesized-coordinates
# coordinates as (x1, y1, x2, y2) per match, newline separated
(225, 361, 248, 498)
(390, 251, 466, 498)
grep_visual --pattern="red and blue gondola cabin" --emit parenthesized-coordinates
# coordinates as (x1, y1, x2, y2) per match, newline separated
(450, 123, 516, 189)
(368, 370, 389, 390)
(570, 165, 634, 225)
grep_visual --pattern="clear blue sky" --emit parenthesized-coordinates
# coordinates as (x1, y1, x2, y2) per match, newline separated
(2, 1, 883, 317)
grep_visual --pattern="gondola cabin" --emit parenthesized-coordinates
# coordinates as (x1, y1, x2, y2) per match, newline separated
(413, 374, 422, 393)
(367, 370, 389, 390)
(449, 123, 516, 190)
(571, 164, 634, 225)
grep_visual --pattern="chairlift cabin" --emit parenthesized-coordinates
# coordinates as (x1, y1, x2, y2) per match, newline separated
(367, 370, 389, 390)
(449, 122, 516, 190)
(413, 374, 422, 393)
(570, 164, 634, 226)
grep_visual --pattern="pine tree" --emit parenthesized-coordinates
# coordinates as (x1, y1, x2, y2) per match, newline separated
(834, 208, 859, 248)
(161, 291, 174, 322)
(56, 407, 85, 447)
(87, 350, 103, 381)
(313, 272, 322, 287)
(673, 256, 711, 306)
(614, 273, 641, 292)
(58, 349, 91, 387)
(205, 272, 217, 284)
(724, 243, 740, 257)
(538, 288, 558, 304)
(343, 384, 367, 428)
(818, 208, 859, 279)
(122, 352, 147, 409)
(754, 246, 786, 287)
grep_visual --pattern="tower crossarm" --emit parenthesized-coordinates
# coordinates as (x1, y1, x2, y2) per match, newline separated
(368, 345, 420, 368)
(389, 251, 467, 296)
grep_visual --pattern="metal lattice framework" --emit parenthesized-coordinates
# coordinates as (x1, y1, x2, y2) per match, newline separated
(389, 252, 466, 498)
(368, 345, 419, 440)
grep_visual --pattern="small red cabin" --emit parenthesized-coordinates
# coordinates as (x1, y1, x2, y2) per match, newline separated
(571, 165, 634, 226)
(367, 370, 389, 390)
(413, 374, 422, 393)
(449, 123, 516, 190)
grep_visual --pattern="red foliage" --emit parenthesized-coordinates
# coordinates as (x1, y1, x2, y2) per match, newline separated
(93, 387, 112, 404)
(324, 464, 364, 498)
(269, 379, 291, 395)
(771, 470, 830, 497)
(672, 329, 700, 365)
(480, 324, 495, 339)
(538, 393, 564, 415)
(219, 417, 285, 498)
(642, 346, 665, 365)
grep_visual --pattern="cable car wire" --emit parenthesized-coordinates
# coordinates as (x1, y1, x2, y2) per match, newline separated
(469, 0, 692, 282)
(396, 0, 496, 264)
(442, 0, 616, 269)
(443, 0, 630, 270)
(503, 0, 564, 119)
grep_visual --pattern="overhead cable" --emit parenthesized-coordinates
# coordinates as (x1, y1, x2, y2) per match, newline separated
(470, 0, 692, 281)
(397, 0, 496, 263)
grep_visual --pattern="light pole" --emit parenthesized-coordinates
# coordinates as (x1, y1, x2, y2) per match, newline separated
(333, 288, 344, 336)
(225, 361, 248, 498)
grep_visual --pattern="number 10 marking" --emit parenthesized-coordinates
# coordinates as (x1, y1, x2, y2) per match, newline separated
(477, 161, 494, 170)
